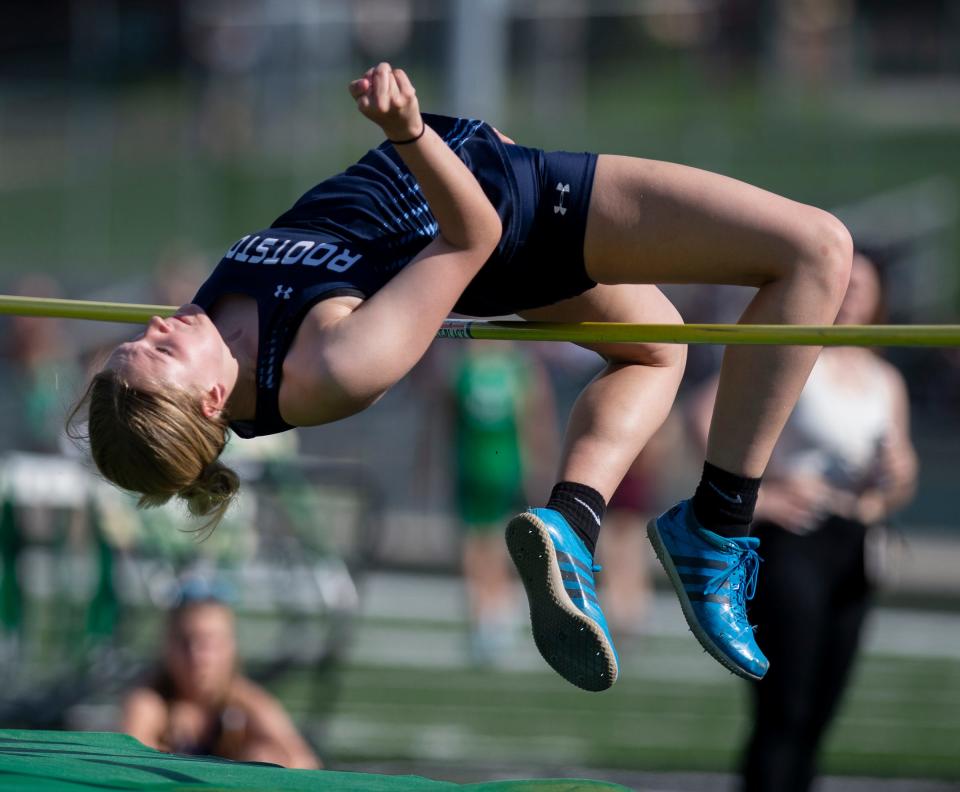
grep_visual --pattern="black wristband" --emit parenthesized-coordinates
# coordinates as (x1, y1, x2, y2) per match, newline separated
(388, 123, 426, 145)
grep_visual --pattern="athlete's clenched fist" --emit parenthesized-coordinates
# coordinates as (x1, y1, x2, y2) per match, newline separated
(348, 62, 422, 142)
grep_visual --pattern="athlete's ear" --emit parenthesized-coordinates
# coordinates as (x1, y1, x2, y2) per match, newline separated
(201, 383, 228, 420)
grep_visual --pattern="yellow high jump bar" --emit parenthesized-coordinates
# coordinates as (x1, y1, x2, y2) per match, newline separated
(2, 293, 960, 347)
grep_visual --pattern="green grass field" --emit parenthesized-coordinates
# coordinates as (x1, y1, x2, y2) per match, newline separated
(268, 580, 960, 783)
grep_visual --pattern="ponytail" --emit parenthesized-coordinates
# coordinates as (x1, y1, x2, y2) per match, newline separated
(68, 370, 240, 530)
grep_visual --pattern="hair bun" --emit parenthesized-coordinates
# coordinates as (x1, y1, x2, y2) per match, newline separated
(179, 461, 240, 519)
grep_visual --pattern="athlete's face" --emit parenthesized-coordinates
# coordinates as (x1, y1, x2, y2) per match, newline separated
(106, 305, 230, 415)
(835, 254, 882, 326)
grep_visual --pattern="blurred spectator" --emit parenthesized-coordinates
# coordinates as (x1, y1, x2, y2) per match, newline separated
(450, 341, 557, 665)
(3, 275, 80, 453)
(121, 584, 320, 769)
(688, 252, 918, 792)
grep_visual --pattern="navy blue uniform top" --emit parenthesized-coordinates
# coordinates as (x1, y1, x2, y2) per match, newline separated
(193, 114, 598, 438)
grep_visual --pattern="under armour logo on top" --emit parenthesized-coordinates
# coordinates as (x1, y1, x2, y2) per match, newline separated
(554, 182, 570, 216)
(274, 284, 293, 300)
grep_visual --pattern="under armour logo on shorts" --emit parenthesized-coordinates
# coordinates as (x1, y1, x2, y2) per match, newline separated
(274, 284, 293, 300)
(554, 182, 570, 216)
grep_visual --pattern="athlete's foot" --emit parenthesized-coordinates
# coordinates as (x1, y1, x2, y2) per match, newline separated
(506, 508, 618, 691)
(647, 500, 768, 680)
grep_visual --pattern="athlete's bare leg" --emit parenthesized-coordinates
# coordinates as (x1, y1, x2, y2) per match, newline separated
(576, 154, 851, 682)
(510, 283, 684, 691)
(509, 156, 851, 688)
(584, 154, 853, 476)
(520, 283, 686, 500)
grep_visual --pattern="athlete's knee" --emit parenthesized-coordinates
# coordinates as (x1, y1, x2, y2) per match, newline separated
(652, 299, 686, 368)
(809, 209, 853, 299)
(614, 340, 685, 370)
(787, 208, 854, 302)
(581, 285, 686, 370)
(608, 309, 686, 370)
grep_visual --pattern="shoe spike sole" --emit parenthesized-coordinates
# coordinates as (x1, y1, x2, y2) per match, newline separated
(506, 512, 617, 692)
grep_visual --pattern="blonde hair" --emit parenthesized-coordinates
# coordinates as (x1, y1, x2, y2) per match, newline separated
(69, 370, 239, 528)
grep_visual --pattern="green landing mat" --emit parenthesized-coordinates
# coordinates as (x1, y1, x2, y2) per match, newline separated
(0, 731, 631, 792)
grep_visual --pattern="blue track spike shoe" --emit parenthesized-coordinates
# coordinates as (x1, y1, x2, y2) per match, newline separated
(506, 508, 618, 692)
(647, 500, 768, 680)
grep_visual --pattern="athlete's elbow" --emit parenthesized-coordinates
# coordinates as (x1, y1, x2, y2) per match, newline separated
(436, 204, 501, 262)
(323, 352, 391, 415)
(464, 207, 502, 259)
(484, 206, 503, 247)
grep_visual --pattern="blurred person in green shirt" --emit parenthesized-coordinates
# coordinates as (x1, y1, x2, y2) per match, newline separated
(452, 341, 556, 665)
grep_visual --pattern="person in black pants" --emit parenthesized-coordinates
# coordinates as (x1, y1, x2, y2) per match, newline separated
(744, 515, 873, 791)
(689, 252, 918, 792)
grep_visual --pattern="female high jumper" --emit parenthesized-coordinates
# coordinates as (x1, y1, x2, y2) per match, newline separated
(75, 64, 853, 692)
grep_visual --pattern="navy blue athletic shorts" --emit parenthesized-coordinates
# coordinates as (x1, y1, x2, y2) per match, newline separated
(453, 145, 599, 317)
(256, 114, 600, 319)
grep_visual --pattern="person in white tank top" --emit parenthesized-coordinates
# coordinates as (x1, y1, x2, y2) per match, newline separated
(688, 252, 918, 792)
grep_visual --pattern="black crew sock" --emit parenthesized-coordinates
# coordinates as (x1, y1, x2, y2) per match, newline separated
(546, 481, 606, 555)
(690, 461, 761, 538)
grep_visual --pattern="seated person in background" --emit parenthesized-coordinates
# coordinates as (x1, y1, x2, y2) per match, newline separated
(121, 585, 321, 769)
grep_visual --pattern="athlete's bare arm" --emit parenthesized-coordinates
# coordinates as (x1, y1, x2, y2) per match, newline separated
(280, 64, 502, 426)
